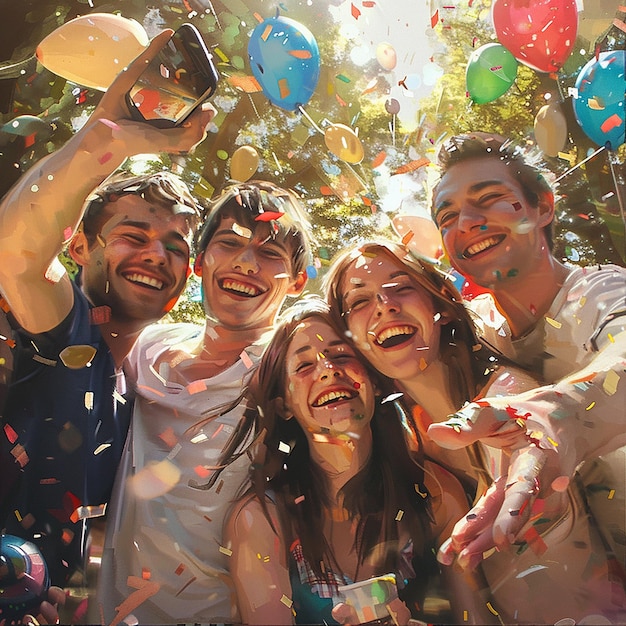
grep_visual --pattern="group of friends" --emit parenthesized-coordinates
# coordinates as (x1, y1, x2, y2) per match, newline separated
(1, 27, 625, 626)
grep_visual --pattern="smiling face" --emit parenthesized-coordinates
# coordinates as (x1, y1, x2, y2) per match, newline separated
(338, 251, 443, 382)
(75, 194, 193, 324)
(200, 216, 306, 332)
(432, 157, 553, 289)
(283, 317, 376, 435)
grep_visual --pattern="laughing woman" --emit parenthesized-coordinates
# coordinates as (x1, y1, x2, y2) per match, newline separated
(323, 240, 626, 625)
(223, 298, 493, 625)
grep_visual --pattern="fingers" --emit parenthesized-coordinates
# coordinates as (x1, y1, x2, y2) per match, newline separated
(428, 402, 529, 451)
(491, 446, 545, 547)
(108, 29, 174, 94)
(437, 476, 508, 569)
(331, 602, 358, 625)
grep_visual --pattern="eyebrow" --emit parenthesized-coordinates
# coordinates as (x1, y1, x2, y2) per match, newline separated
(434, 179, 504, 215)
(116, 220, 189, 244)
(293, 338, 346, 355)
(342, 270, 409, 300)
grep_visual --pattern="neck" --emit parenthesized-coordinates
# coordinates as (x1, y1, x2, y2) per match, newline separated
(200, 318, 273, 363)
(100, 319, 146, 368)
(489, 254, 569, 338)
(308, 427, 373, 496)
(397, 360, 459, 423)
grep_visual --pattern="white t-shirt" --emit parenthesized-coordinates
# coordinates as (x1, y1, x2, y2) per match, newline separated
(96, 323, 263, 625)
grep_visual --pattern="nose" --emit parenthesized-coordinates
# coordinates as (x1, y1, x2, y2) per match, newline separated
(375, 291, 399, 317)
(457, 205, 487, 233)
(142, 239, 167, 265)
(317, 356, 342, 381)
(232, 248, 259, 275)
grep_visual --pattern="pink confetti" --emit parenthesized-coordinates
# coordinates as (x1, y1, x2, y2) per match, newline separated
(240, 350, 254, 369)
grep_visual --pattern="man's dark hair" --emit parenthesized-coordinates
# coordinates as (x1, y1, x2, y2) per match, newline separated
(195, 180, 312, 277)
(433, 133, 555, 249)
(81, 171, 202, 247)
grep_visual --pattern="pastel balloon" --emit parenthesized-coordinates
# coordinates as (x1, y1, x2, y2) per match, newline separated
(534, 103, 568, 156)
(376, 42, 397, 71)
(492, 0, 578, 73)
(0, 115, 50, 136)
(230, 146, 260, 182)
(324, 124, 364, 164)
(466, 43, 518, 104)
(36, 13, 149, 91)
(385, 98, 400, 115)
(573, 50, 625, 149)
(248, 15, 320, 111)
(392, 215, 442, 261)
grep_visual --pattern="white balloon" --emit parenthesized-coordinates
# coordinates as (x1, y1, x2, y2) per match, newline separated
(36, 13, 149, 91)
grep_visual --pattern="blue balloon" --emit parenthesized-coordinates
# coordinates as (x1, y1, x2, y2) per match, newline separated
(573, 50, 625, 149)
(248, 15, 320, 112)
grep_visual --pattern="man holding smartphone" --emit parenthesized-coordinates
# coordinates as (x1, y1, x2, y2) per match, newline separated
(0, 27, 215, 594)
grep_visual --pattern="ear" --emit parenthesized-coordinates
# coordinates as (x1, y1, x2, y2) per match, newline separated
(536, 191, 555, 228)
(274, 397, 293, 420)
(67, 231, 91, 267)
(286, 271, 307, 296)
(193, 252, 204, 277)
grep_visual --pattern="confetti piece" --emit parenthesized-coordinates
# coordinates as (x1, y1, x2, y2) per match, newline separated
(240, 349, 254, 369)
(371, 151, 387, 168)
(33, 354, 57, 366)
(351, 3, 361, 19)
(600, 114, 623, 134)
(486, 602, 499, 616)
(395, 509, 404, 521)
(431, 9, 439, 28)
(391, 158, 429, 176)
(294, 495, 305, 504)
(280, 595, 293, 608)
(187, 379, 208, 395)
(279, 441, 291, 454)
(219, 546, 233, 556)
(609, 489, 616, 500)
(90, 306, 111, 325)
(175, 563, 186, 576)
(545, 317, 562, 329)
(602, 370, 620, 395)
(94, 443, 111, 455)
(4, 423, 18, 444)
(381, 392, 403, 404)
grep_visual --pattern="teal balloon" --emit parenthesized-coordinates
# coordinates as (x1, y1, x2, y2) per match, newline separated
(573, 50, 625, 149)
(466, 43, 518, 104)
(248, 14, 320, 112)
(0, 115, 50, 136)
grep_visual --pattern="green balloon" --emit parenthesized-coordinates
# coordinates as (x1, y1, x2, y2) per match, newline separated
(466, 43, 518, 105)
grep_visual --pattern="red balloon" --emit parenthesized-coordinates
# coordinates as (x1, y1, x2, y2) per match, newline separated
(492, 0, 578, 73)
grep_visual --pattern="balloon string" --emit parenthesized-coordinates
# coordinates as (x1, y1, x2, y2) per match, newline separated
(554, 146, 606, 183)
(298, 106, 324, 135)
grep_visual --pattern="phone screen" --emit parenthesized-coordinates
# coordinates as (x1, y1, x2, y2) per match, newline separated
(127, 25, 219, 126)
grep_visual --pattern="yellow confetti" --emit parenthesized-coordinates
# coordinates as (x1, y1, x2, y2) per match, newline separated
(579, 296, 587, 307)
(219, 546, 233, 556)
(603, 370, 620, 396)
(463, 610, 469, 622)
(586, 402, 596, 410)
(545, 317, 562, 329)
(486, 602, 499, 616)
(547, 436, 559, 447)
(85, 392, 94, 410)
(395, 509, 404, 521)
(609, 489, 616, 500)
(280, 595, 293, 608)
(608, 333, 615, 343)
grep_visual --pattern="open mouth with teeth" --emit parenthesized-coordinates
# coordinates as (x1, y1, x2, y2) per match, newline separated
(220, 279, 264, 297)
(463, 235, 505, 259)
(375, 325, 416, 348)
(124, 273, 164, 290)
(312, 389, 358, 407)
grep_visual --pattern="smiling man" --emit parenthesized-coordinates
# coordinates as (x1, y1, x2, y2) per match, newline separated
(95, 180, 311, 625)
(427, 133, 626, 581)
(0, 29, 213, 591)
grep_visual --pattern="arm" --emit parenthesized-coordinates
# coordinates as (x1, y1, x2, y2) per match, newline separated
(429, 330, 626, 564)
(424, 462, 497, 625)
(224, 496, 294, 625)
(0, 29, 214, 334)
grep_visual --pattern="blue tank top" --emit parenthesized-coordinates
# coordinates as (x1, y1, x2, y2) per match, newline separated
(0, 283, 133, 585)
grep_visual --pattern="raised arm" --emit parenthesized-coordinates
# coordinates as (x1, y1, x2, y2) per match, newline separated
(224, 496, 294, 625)
(0, 29, 214, 333)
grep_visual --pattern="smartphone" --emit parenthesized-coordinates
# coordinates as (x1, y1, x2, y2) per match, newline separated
(126, 23, 219, 128)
